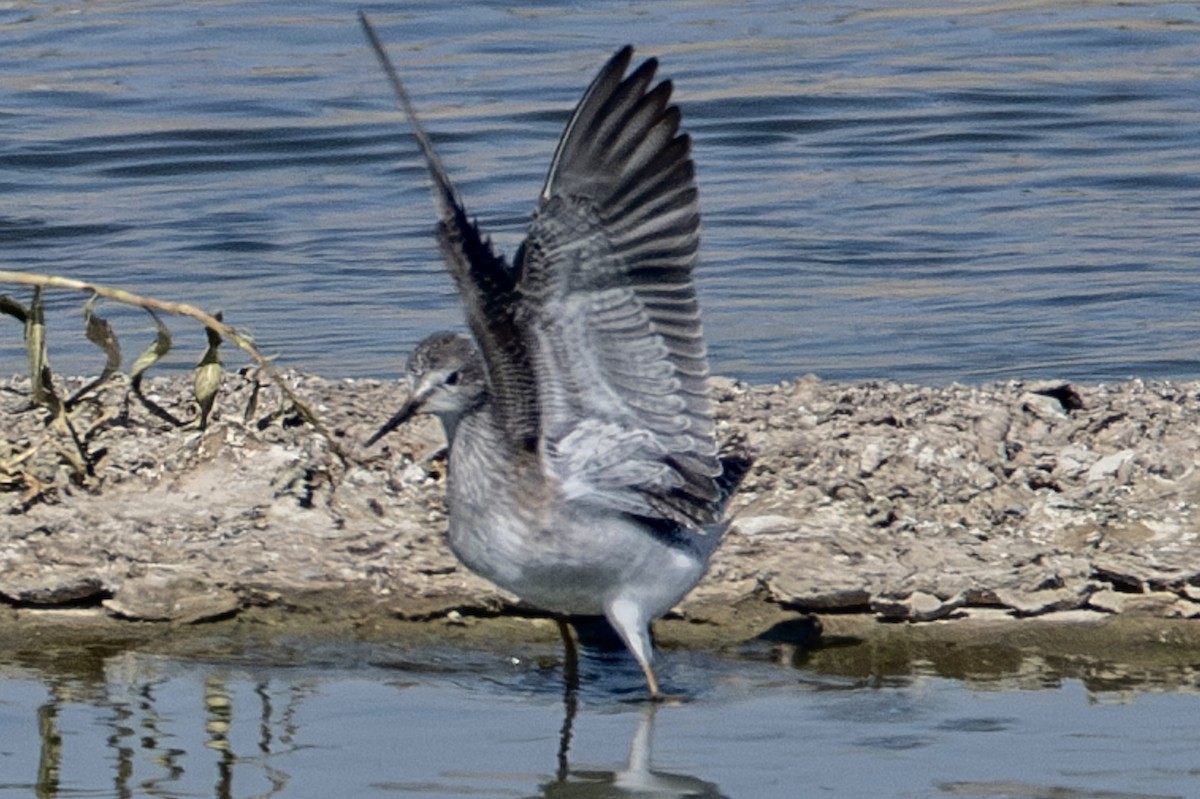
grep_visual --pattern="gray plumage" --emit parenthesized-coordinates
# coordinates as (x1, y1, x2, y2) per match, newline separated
(361, 15, 749, 698)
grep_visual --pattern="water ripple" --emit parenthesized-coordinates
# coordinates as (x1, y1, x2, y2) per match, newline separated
(2, 0, 1198, 384)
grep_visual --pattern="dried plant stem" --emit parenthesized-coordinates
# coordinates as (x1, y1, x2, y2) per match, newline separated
(2, 271, 249, 358)
(0, 270, 346, 462)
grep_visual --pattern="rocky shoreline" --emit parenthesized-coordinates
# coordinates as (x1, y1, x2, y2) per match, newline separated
(3, 369, 1200, 638)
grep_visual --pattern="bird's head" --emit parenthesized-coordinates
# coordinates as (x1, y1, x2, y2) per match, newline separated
(365, 331, 486, 447)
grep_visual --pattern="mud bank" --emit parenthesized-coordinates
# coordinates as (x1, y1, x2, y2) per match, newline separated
(3, 370, 1200, 641)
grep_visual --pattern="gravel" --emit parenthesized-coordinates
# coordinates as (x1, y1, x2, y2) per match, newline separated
(4, 369, 1199, 626)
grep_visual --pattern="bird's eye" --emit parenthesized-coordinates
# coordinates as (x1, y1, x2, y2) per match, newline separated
(445, 371, 460, 386)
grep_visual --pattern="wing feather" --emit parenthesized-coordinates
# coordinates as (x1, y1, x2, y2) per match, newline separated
(361, 21, 738, 524)
(360, 13, 538, 447)
(519, 47, 727, 525)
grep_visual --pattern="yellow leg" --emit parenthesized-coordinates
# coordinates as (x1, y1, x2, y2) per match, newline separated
(606, 598, 661, 700)
(639, 659, 661, 700)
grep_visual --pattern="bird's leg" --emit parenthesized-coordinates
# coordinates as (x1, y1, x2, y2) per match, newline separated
(556, 617, 580, 692)
(555, 625, 580, 783)
(606, 599, 662, 700)
(639, 659, 662, 701)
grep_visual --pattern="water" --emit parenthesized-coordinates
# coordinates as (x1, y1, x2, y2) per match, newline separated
(2, 638, 1199, 799)
(4, 3, 1200, 795)
(2, 1, 1198, 384)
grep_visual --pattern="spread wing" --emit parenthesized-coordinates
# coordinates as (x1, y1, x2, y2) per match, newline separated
(359, 13, 538, 448)
(361, 18, 730, 524)
(516, 47, 725, 526)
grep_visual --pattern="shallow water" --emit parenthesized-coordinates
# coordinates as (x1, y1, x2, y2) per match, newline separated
(3, 0, 1199, 384)
(2, 639, 1199, 799)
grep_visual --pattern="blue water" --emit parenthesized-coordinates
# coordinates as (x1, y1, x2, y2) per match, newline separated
(2, 0, 1198, 384)
(2, 644, 1199, 799)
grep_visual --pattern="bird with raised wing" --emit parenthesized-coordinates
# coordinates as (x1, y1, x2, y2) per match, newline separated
(360, 14, 749, 699)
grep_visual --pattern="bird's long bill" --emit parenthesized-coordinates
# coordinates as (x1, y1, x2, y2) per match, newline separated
(364, 397, 420, 447)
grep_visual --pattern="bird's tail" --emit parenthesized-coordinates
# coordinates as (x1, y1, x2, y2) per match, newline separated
(714, 447, 752, 509)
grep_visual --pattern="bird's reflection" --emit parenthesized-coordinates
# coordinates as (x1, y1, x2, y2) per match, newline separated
(16, 641, 728, 799)
(538, 686, 727, 799)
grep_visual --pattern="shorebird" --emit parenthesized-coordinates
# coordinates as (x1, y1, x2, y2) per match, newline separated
(360, 14, 749, 698)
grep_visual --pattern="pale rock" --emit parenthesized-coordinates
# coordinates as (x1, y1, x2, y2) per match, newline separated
(0, 570, 107, 605)
(1053, 445, 1096, 478)
(1087, 449, 1135, 482)
(733, 515, 800, 536)
(872, 591, 963, 622)
(765, 574, 870, 611)
(993, 587, 1085, 616)
(858, 441, 885, 477)
(1020, 392, 1067, 421)
(103, 575, 241, 623)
